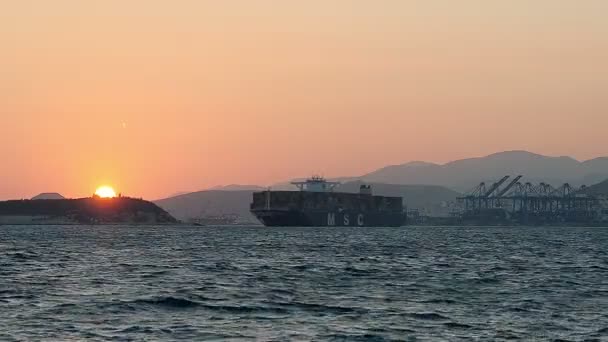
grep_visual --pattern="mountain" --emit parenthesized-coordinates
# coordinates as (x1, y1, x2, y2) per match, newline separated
(336, 181, 460, 216)
(361, 151, 608, 192)
(31, 193, 65, 200)
(154, 190, 258, 223)
(580, 178, 608, 196)
(165, 191, 191, 198)
(208, 184, 266, 191)
(580, 157, 608, 185)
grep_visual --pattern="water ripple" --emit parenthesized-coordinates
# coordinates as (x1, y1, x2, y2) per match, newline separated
(1, 225, 607, 340)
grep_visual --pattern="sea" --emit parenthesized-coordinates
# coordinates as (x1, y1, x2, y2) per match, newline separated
(1, 225, 607, 341)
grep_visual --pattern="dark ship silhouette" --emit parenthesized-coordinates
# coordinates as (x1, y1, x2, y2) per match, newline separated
(251, 176, 406, 227)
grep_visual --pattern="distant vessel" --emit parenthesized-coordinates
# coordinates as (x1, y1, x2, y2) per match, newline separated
(250, 176, 406, 227)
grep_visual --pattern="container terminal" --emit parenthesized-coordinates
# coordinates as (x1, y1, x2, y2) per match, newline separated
(451, 175, 608, 226)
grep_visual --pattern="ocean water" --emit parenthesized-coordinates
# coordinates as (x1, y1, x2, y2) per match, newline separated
(1, 225, 607, 341)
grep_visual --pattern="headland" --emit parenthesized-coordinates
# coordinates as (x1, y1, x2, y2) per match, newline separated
(0, 196, 178, 225)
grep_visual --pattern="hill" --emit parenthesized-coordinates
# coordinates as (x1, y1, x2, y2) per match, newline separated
(361, 151, 608, 191)
(0, 197, 177, 224)
(207, 184, 266, 191)
(336, 181, 460, 216)
(154, 190, 258, 223)
(580, 178, 608, 196)
(31, 193, 65, 200)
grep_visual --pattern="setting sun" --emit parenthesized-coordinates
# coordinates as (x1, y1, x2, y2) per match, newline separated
(94, 186, 117, 198)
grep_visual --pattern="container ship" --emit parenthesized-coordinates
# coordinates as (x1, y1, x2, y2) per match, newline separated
(250, 176, 406, 227)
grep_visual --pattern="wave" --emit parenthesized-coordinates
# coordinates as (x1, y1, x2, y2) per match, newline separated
(292, 264, 311, 271)
(408, 312, 450, 320)
(471, 276, 501, 284)
(444, 322, 473, 329)
(204, 304, 288, 315)
(269, 288, 295, 296)
(589, 265, 608, 271)
(422, 298, 456, 304)
(344, 266, 375, 275)
(0, 289, 18, 295)
(140, 270, 171, 278)
(321, 333, 389, 341)
(597, 327, 608, 334)
(507, 306, 533, 313)
(119, 326, 156, 334)
(282, 301, 368, 315)
(133, 297, 200, 308)
(8, 252, 39, 260)
(130, 296, 289, 314)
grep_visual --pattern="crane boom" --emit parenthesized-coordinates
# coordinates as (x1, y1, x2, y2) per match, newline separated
(483, 176, 510, 197)
(495, 175, 522, 197)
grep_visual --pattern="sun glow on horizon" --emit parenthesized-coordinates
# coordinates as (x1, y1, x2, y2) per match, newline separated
(95, 186, 117, 198)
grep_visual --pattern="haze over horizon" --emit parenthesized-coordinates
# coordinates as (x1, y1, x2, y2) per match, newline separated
(2, 1, 608, 200)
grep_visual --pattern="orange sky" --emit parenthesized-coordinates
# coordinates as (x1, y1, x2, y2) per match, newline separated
(2, 1, 608, 200)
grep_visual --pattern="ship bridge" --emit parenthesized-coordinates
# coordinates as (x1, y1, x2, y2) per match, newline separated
(291, 176, 340, 192)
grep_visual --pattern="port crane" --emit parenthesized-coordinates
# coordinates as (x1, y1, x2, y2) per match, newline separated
(495, 175, 523, 198)
(483, 176, 510, 197)
(458, 175, 600, 224)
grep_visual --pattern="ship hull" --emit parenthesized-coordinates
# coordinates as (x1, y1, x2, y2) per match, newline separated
(251, 209, 405, 227)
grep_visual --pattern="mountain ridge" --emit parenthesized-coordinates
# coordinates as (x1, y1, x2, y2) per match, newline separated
(361, 150, 608, 191)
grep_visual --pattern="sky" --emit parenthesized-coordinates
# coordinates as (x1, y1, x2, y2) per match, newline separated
(1, 0, 608, 200)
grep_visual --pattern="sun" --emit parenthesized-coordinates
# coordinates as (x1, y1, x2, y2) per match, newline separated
(95, 186, 117, 198)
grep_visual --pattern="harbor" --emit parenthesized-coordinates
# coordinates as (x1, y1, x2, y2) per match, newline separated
(449, 176, 608, 226)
